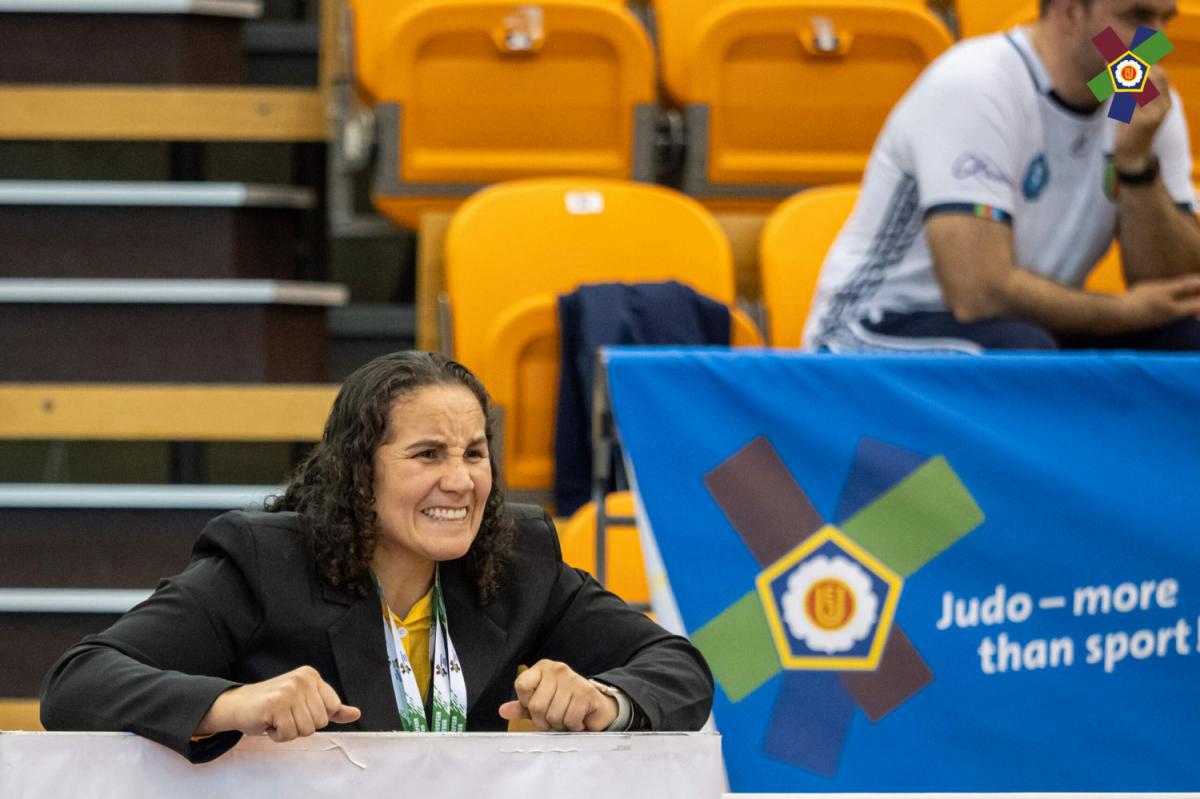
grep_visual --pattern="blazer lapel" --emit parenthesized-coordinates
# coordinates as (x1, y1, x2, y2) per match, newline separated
(440, 562, 507, 715)
(324, 583, 403, 731)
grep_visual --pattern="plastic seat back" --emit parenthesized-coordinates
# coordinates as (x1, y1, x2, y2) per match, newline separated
(446, 178, 738, 370)
(760, 184, 859, 347)
(954, 0, 1035, 39)
(1165, 7, 1200, 181)
(354, 0, 657, 227)
(657, 0, 951, 194)
(484, 294, 761, 490)
(558, 491, 649, 605)
(352, 0, 630, 98)
(1085, 243, 1125, 295)
(446, 178, 750, 491)
(654, 0, 726, 107)
(348, 0, 410, 100)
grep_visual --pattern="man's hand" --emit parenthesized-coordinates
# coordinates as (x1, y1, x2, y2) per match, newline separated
(1114, 274, 1200, 331)
(195, 666, 362, 742)
(498, 660, 618, 732)
(1114, 66, 1172, 173)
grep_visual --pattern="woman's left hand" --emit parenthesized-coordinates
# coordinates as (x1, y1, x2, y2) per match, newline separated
(498, 659, 618, 731)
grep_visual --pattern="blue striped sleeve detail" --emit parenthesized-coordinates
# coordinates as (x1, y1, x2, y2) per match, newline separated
(924, 203, 1014, 225)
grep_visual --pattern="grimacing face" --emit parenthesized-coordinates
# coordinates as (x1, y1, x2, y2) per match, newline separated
(370, 383, 493, 571)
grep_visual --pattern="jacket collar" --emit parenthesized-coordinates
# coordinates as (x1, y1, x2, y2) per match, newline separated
(322, 560, 507, 729)
(324, 581, 399, 730)
(440, 558, 508, 714)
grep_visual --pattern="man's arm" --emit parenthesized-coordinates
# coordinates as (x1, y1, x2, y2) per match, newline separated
(926, 213, 1200, 335)
(1117, 179, 1200, 281)
(1113, 73, 1200, 281)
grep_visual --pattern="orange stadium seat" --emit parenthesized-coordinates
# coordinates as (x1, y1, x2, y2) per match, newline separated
(444, 178, 761, 493)
(1085, 242, 1126, 295)
(654, 0, 952, 205)
(1166, 6, 1200, 181)
(558, 491, 649, 605)
(349, 0, 657, 228)
(760, 184, 859, 346)
(954, 0, 1035, 39)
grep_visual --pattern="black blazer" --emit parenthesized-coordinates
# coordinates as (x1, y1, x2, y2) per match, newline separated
(40, 504, 713, 762)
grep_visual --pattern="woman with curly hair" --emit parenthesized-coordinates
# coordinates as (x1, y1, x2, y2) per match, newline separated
(39, 352, 713, 763)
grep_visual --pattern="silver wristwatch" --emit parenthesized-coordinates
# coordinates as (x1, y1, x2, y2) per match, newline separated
(590, 679, 633, 731)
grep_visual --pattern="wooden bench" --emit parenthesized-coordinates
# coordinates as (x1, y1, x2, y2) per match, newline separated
(0, 383, 337, 440)
(0, 85, 326, 142)
(0, 699, 40, 731)
(0, 388, 336, 700)
(0, 0, 337, 143)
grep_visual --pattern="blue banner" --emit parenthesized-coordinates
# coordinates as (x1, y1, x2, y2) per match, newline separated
(605, 349, 1200, 792)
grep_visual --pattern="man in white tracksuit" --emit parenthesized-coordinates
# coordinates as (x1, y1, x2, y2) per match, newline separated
(805, 0, 1200, 352)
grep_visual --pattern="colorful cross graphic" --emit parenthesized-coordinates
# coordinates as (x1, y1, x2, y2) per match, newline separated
(693, 437, 984, 777)
(1088, 25, 1173, 123)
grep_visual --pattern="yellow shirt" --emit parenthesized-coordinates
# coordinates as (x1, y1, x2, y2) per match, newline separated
(388, 587, 433, 705)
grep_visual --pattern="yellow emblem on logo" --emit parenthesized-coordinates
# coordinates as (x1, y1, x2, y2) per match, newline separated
(756, 526, 903, 671)
(807, 578, 855, 630)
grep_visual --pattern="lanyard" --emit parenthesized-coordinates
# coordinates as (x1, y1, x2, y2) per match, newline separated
(375, 567, 468, 732)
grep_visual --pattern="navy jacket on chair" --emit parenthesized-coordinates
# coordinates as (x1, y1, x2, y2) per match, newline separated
(555, 281, 731, 516)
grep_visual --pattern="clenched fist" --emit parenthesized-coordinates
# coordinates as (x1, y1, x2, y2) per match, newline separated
(195, 666, 361, 742)
(498, 660, 619, 732)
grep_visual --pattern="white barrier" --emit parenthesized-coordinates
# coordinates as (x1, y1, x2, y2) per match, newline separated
(0, 731, 724, 799)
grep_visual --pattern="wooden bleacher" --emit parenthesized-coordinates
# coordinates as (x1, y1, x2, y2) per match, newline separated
(0, 384, 337, 441)
(0, 483, 286, 706)
(0, 0, 335, 145)
(0, 85, 326, 142)
(0, 700, 41, 732)
(0, 0, 341, 717)
(0, 386, 336, 726)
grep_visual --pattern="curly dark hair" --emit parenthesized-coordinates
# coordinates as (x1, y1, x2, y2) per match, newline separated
(267, 351, 514, 604)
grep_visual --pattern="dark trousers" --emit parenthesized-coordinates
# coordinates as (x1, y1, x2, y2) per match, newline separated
(862, 311, 1200, 351)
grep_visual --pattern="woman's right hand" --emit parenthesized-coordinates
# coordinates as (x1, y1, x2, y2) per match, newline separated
(194, 666, 361, 741)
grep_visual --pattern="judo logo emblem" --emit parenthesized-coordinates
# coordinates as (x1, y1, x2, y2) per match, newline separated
(1087, 25, 1172, 123)
(693, 437, 985, 776)
(759, 528, 899, 670)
